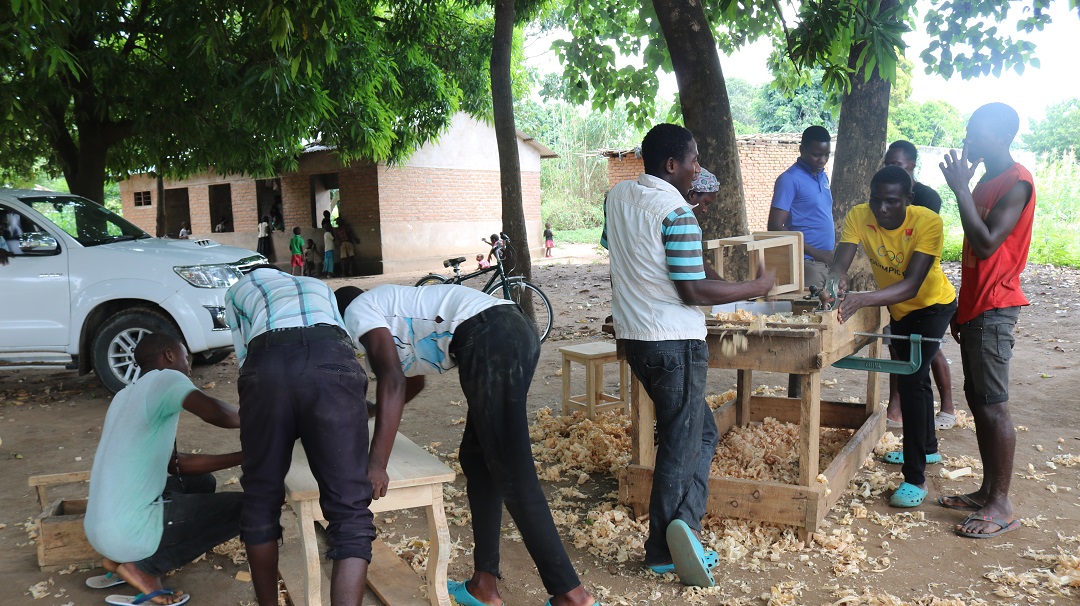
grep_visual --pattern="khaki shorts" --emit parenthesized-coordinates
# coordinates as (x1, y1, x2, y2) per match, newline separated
(959, 306, 1020, 405)
(339, 241, 355, 258)
(803, 259, 830, 291)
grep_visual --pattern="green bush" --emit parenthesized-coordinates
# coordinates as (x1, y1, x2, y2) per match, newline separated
(541, 192, 605, 231)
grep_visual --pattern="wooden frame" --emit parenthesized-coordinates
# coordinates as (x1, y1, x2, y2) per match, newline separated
(704, 231, 804, 295)
(282, 426, 455, 606)
(616, 298, 886, 540)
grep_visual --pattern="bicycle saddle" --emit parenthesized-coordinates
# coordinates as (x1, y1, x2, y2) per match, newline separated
(443, 256, 467, 268)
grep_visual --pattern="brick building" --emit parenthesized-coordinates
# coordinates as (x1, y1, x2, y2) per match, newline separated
(602, 134, 808, 232)
(119, 114, 555, 274)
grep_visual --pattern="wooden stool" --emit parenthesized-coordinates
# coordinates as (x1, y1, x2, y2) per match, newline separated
(559, 341, 629, 418)
(282, 423, 456, 606)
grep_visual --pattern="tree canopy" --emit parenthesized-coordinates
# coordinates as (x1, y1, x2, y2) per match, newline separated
(1024, 98, 1080, 157)
(0, 0, 495, 202)
(888, 99, 965, 147)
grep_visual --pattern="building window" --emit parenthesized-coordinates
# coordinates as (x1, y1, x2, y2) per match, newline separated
(133, 191, 152, 207)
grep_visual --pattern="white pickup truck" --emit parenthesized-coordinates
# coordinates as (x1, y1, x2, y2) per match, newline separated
(0, 189, 265, 392)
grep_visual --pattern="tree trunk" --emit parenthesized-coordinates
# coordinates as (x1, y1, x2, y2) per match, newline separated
(155, 173, 167, 238)
(491, 0, 533, 282)
(652, 0, 747, 241)
(830, 0, 898, 290)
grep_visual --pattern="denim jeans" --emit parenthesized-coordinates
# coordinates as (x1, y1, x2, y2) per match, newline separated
(450, 305, 581, 596)
(136, 474, 242, 576)
(623, 339, 717, 565)
(890, 300, 956, 487)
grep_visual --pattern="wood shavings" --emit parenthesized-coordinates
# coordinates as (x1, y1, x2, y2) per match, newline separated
(940, 467, 972, 480)
(530, 408, 631, 477)
(568, 502, 647, 563)
(211, 537, 248, 564)
(829, 587, 983, 605)
(28, 579, 52, 599)
(1052, 453, 1080, 467)
(711, 417, 852, 484)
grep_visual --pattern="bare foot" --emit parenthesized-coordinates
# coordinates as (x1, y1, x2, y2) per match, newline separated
(104, 559, 186, 605)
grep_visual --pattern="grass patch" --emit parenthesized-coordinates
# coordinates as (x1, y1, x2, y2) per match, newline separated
(555, 226, 604, 245)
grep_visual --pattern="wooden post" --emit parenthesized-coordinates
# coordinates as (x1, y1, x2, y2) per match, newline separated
(864, 336, 882, 421)
(736, 369, 753, 427)
(426, 486, 452, 606)
(798, 373, 821, 486)
(560, 356, 571, 415)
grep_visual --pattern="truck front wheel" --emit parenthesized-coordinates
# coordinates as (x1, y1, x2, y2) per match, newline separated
(92, 308, 181, 393)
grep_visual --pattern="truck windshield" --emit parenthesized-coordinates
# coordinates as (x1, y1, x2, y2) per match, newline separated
(21, 195, 150, 247)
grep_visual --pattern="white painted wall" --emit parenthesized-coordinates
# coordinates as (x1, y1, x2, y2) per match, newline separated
(405, 114, 543, 173)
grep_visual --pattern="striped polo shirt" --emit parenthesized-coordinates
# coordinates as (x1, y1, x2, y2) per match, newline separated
(601, 173, 707, 342)
(225, 268, 346, 366)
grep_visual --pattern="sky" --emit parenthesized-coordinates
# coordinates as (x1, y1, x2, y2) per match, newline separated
(526, 2, 1080, 130)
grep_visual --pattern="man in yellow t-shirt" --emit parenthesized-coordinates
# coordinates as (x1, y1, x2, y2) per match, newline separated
(823, 165, 957, 510)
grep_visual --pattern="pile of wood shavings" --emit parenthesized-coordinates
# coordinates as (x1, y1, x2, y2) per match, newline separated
(711, 416, 854, 483)
(712, 310, 823, 324)
(529, 408, 632, 479)
(568, 501, 647, 562)
(382, 534, 467, 577)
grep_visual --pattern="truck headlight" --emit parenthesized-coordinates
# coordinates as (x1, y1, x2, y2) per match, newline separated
(174, 264, 243, 288)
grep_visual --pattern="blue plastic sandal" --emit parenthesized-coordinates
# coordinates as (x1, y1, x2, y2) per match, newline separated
(665, 520, 716, 588)
(647, 550, 719, 575)
(889, 482, 928, 507)
(448, 580, 492, 606)
(881, 451, 942, 465)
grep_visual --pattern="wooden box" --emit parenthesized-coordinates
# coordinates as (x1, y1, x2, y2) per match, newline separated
(36, 498, 99, 570)
(704, 231, 804, 295)
(29, 470, 98, 571)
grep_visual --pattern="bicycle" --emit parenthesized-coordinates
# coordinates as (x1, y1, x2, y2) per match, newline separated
(414, 233, 554, 342)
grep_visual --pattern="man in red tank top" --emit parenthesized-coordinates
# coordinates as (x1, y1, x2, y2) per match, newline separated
(938, 103, 1035, 539)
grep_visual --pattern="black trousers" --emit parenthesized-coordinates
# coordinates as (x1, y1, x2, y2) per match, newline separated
(890, 299, 957, 486)
(136, 474, 241, 576)
(238, 329, 375, 561)
(450, 305, 580, 596)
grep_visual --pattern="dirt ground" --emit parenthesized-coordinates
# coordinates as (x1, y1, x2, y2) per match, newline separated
(2, 243, 1079, 605)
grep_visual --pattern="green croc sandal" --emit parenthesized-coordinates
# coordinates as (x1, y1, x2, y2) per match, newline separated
(881, 451, 942, 465)
(889, 482, 928, 507)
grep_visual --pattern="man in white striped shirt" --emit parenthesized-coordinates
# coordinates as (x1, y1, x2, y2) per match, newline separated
(226, 266, 373, 606)
(601, 124, 774, 588)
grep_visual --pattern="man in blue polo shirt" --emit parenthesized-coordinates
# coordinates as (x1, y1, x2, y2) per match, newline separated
(768, 125, 836, 291)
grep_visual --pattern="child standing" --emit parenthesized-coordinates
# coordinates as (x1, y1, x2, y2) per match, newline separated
(256, 216, 272, 257)
(322, 226, 336, 278)
(289, 227, 304, 276)
(543, 223, 555, 258)
(304, 239, 318, 276)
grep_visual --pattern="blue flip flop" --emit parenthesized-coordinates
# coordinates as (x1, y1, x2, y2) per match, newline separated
(647, 550, 719, 575)
(881, 451, 942, 465)
(448, 580, 493, 606)
(889, 482, 928, 507)
(105, 588, 190, 605)
(665, 519, 716, 588)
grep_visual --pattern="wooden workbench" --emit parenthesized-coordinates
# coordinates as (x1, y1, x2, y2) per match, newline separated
(613, 298, 887, 539)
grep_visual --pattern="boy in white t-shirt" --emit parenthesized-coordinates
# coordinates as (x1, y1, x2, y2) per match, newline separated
(84, 334, 242, 605)
(336, 284, 598, 606)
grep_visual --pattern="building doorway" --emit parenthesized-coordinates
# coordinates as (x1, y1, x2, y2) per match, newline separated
(162, 188, 190, 239)
(209, 184, 233, 233)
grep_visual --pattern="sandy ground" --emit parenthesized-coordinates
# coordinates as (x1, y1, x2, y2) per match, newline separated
(2, 242, 1079, 605)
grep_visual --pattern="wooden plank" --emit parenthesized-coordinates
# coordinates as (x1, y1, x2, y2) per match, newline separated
(278, 507, 331, 606)
(821, 407, 886, 516)
(619, 465, 815, 527)
(797, 374, 821, 487)
(703, 232, 803, 294)
(714, 400, 736, 437)
(864, 336, 882, 421)
(747, 396, 877, 430)
(629, 374, 655, 468)
(29, 471, 91, 510)
(706, 334, 820, 373)
(367, 538, 429, 606)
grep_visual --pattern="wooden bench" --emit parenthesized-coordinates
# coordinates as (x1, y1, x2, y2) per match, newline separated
(282, 425, 456, 606)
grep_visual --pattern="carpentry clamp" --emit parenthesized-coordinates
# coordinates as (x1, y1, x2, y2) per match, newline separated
(832, 332, 943, 375)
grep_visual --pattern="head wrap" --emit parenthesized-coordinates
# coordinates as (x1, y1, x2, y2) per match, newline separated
(690, 168, 719, 193)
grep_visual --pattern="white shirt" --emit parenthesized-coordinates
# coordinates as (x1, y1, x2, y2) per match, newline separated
(602, 174, 707, 341)
(257, 222, 271, 238)
(343, 284, 511, 376)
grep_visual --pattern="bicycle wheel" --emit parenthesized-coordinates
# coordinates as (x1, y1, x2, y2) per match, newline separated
(415, 274, 449, 287)
(486, 279, 554, 343)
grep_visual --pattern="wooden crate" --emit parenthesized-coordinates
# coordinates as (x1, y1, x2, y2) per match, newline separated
(36, 498, 99, 571)
(29, 471, 98, 571)
(704, 231, 804, 295)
